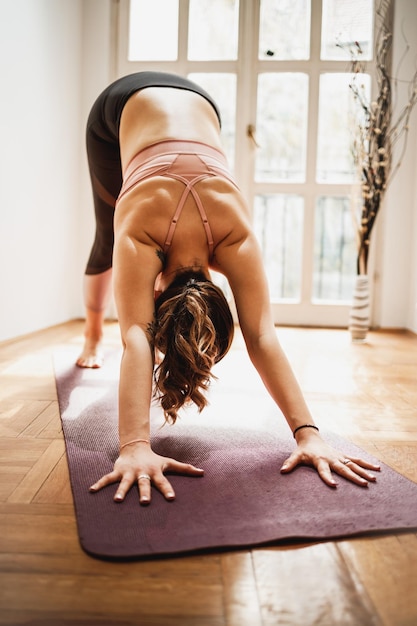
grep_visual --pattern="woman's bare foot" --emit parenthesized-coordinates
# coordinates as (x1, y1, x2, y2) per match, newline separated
(77, 272, 113, 368)
(76, 337, 103, 369)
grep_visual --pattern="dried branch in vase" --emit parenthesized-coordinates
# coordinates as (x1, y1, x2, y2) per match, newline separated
(339, 0, 417, 275)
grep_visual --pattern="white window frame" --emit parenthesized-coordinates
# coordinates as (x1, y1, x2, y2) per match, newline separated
(115, 0, 377, 327)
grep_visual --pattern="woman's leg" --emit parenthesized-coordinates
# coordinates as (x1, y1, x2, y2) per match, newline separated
(78, 108, 123, 367)
(76, 269, 113, 368)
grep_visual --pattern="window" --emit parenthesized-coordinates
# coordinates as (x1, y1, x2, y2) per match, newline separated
(117, 0, 375, 327)
(128, 0, 179, 61)
(256, 73, 309, 183)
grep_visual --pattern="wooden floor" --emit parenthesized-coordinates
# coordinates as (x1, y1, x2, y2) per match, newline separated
(0, 320, 416, 626)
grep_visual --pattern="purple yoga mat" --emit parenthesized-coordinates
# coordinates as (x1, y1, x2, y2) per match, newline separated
(54, 348, 417, 560)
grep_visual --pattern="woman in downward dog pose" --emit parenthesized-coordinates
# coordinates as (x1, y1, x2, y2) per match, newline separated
(79, 71, 380, 504)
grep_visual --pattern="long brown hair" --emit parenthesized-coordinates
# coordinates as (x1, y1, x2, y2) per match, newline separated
(153, 270, 234, 423)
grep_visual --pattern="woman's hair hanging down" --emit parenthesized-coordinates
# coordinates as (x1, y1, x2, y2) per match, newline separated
(153, 270, 234, 423)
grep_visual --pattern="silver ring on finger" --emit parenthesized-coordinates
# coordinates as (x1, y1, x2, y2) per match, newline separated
(138, 474, 151, 481)
(342, 459, 352, 465)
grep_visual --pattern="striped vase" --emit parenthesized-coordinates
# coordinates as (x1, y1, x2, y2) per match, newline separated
(348, 275, 370, 342)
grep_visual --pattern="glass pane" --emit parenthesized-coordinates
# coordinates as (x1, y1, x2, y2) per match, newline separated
(128, 0, 179, 61)
(321, 0, 374, 60)
(313, 196, 357, 302)
(188, 0, 239, 61)
(188, 73, 237, 170)
(256, 73, 308, 182)
(316, 73, 371, 183)
(253, 195, 304, 301)
(259, 0, 310, 60)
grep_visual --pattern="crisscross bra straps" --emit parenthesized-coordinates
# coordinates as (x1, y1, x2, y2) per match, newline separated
(116, 140, 238, 258)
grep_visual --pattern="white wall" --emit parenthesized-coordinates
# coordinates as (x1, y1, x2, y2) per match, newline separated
(373, 0, 417, 331)
(0, 0, 83, 342)
(0, 0, 115, 343)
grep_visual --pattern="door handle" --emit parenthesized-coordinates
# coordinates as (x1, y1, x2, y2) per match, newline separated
(247, 124, 261, 148)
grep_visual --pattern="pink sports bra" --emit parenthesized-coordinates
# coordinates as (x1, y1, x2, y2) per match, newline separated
(116, 140, 238, 258)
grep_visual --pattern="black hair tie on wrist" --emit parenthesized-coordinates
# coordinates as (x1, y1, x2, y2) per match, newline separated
(293, 424, 319, 438)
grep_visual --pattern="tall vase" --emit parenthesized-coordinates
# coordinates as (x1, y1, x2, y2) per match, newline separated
(348, 275, 370, 342)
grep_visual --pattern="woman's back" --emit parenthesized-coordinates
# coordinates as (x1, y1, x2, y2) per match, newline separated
(115, 88, 252, 279)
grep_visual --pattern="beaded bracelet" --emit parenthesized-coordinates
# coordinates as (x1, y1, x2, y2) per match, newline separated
(120, 438, 150, 450)
(293, 424, 319, 439)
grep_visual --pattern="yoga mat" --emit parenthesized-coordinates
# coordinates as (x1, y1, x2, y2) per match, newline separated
(54, 348, 417, 560)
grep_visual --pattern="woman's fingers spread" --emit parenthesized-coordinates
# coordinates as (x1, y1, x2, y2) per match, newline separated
(335, 460, 377, 486)
(89, 459, 204, 506)
(152, 474, 176, 501)
(165, 460, 205, 476)
(89, 470, 120, 492)
(279, 446, 380, 488)
(137, 463, 202, 504)
(340, 467, 369, 487)
(316, 458, 338, 487)
(346, 461, 378, 482)
(348, 457, 381, 471)
(114, 475, 135, 502)
(280, 452, 300, 473)
(137, 474, 152, 505)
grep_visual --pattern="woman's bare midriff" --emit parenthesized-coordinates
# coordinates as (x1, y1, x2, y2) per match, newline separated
(119, 88, 224, 170)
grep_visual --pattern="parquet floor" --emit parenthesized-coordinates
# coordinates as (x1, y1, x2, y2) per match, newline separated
(0, 320, 416, 626)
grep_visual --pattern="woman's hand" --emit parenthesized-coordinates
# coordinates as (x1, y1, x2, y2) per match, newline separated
(280, 430, 381, 487)
(89, 444, 204, 504)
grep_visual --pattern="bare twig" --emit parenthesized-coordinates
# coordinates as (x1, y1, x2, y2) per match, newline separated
(341, 0, 417, 274)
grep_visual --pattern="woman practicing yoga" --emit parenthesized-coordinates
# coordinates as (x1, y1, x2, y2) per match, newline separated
(79, 71, 380, 504)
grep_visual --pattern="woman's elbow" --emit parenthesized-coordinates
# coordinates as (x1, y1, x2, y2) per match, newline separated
(244, 327, 279, 360)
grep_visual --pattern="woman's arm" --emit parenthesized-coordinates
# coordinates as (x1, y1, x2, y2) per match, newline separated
(89, 235, 204, 504)
(215, 233, 380, 487)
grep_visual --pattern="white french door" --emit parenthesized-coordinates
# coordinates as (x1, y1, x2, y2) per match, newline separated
(116, 0, 374, 327)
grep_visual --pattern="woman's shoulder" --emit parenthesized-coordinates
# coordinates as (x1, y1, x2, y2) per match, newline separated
(209, 182, 252, 239)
